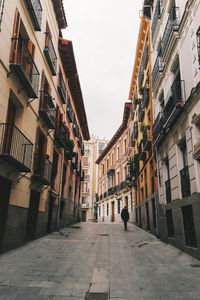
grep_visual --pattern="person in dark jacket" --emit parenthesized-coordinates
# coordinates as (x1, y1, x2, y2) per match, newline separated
(121, 206, 129, 231)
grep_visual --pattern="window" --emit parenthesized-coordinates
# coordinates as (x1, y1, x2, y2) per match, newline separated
(99, 206, 101, 217)
(196, 27, 200, 66)
(166, 209, 175, 238)
(107, 203, 109, 216)
(111, 152, 114, 165)
(82, 196, 87, 204)
(182, 205, 197, 248)
(84, 145, 90, 154)
(117, 171, 120, 185)
(124, 139, 127, 153)
(107, 158, 109, 170)
(117, 146, 120, 160)
(99, 142, 106, 154)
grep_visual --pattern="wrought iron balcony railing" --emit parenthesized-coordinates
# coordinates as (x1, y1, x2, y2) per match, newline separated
(73, 120, 80, 138)
(0, 123, 33, 172)
(143, 128, 151, 151)
(138, 141, 146, 161)
(39, 91, 56, 129)
(66, 100, 74, 123)
(138, 63, 144, 87)
(141, 40, 149, 70)
(138, 104, 145, 122)
(165, 179, 171, 204)
(44, 32, 57, 75)
(108, 187, 114, 196)
(180, 166, 191, 198)
(133, 122, 138, 139)
(151, 0, 162, 40)
(32, 153, 52, 185)
(24, 0, 42, 31)
(119, 181, 127, 191)
(54, 123, 69, 148)
(161, 5, 180, 58)
(152, 54, 164, 90)
(9, 38, 40, 98)
(153, 112, 165, 145)
(104, 191, 107, 199)
(164, 79, 185, 129)
(57, 72, 67, 103)
(143, 86, 149, 108)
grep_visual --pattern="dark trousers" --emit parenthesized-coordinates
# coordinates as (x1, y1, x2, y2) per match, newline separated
(123, 220, 128, 230)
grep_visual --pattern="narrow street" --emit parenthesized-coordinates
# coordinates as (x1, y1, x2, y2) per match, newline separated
(0, 223, 200, 299)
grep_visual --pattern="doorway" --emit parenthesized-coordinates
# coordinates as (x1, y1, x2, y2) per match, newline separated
(111, 201, 115, 222)
(0, 176, 12, 251)
(25, 189, 40, 241)
(81, 210, 87, 222)
(146, 202, 150, 230)
(47, 196, 54, 233)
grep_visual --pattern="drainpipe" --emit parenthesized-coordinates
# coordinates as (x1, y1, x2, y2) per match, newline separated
(155, 146, 162, 238)
(56, 148, 64, 231)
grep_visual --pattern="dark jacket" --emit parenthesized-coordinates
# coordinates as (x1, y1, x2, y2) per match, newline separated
(121, 208, 129, 222)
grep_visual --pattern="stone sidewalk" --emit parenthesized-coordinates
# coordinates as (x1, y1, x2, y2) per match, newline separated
(0, 222, 200, 299)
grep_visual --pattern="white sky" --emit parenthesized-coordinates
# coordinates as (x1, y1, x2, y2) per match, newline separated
(63, 0, 143, 140)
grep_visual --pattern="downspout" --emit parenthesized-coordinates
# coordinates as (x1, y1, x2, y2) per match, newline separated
(56, 148, 64, 231)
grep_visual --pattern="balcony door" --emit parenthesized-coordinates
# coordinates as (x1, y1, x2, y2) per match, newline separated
(2, 99, 16, 155)
(0, 176, 12, 252)
(34, 129, 47, 176)
(25, 189, 40, 241)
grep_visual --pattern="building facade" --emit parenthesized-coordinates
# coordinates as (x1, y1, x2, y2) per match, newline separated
(151, 0, 200, 258)
(0, 0, 89, 253)
(128, 13, 158, 236)
(96, 103, 132, 223)
(81, 136, 108, 222)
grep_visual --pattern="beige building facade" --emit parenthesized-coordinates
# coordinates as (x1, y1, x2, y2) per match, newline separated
(0, 0, 89, 252)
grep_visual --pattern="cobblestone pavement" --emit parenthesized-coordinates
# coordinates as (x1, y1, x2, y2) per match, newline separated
(0, 222, 200, 299)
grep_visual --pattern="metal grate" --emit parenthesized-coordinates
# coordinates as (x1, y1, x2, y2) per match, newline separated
(85, 292, 109, 300)
(100, 233, 109, 236)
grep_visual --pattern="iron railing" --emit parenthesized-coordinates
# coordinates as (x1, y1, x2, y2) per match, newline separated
(54, 122, 69, 148)
(10, 38, 40, 98)
(180, 166, 191, 198)
(73, 119, 80, 138)
(108, 187, 114, 196)
(153, 112, 164, 144)
(57, 72, 67, 103)
(165, 179, 171, 204)
(138, 104, 144, 122)
(143, 128, 151, 151)
(152, 54, 164, 90)
(141, 40, 149, 70)
(104, 191, 107, 198)
(39, 91, 56, 129)
(0, 123, 33, 172)
(143, 86, 149, 108)
(133, 122, 138, 139)
(67, 99, 74, 123)
(24, 0, 42, 31)
(138, 63, 144, 88)
(32, 153, 52, 185)
(44, 32, 57, 75)
(151, 0, 162, 40)
(161, 5, 180, 58)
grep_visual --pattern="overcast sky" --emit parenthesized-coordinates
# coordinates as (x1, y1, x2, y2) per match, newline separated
(63, 0, 143, 141)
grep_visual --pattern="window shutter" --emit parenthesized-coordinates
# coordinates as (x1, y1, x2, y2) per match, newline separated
(10, 8, 20, 63)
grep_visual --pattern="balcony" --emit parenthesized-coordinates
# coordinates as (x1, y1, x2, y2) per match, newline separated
(152, 55, 164, 90)
(180, 166, 191, 198)
(119, 181, 127, 191)
(104, 191, 107, 199)
(133, 122, 138, 139)
(73, 120, 80, 138)
(44, 32, 57, 75)
(141, 41, 148, 70)
(0, 123, 33, 172)
(9, 38, 40, 98)
(143, 86, 149, 108)
(57, 73, 67, 103)
(165, 179, 171, 204)
(108, 187, 114, 196)
(143, 128, 151, 151)
(54, 123, 69, 148)
(66, 100, 74, 123)
(151, 0, 161, 40)
(153, 112, 165, 145)
(138, 104, 144, 122)
(39, 91, 56, 129)
(23, 0, 42, 31)
(164, 78, 185, 129)
(32, 153, 52, 185)
(138, 141, 146, 161)
(161, 5, 180, 58)
(138, 64, 144, 88)
(81, 202, 90, 208)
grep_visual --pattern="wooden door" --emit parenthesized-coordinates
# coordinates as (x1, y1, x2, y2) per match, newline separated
(111, 201, 115, 222)
(25, 190, 40, 241)
(0, 176, 12, 252)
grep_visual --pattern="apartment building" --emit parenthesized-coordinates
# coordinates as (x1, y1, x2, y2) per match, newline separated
(151, 0, 200, 258)
(0, 0, 89, 253)
(81, 136, 108, 222)
(127, 11, 158, 235)
(96, 103, 131, 223)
